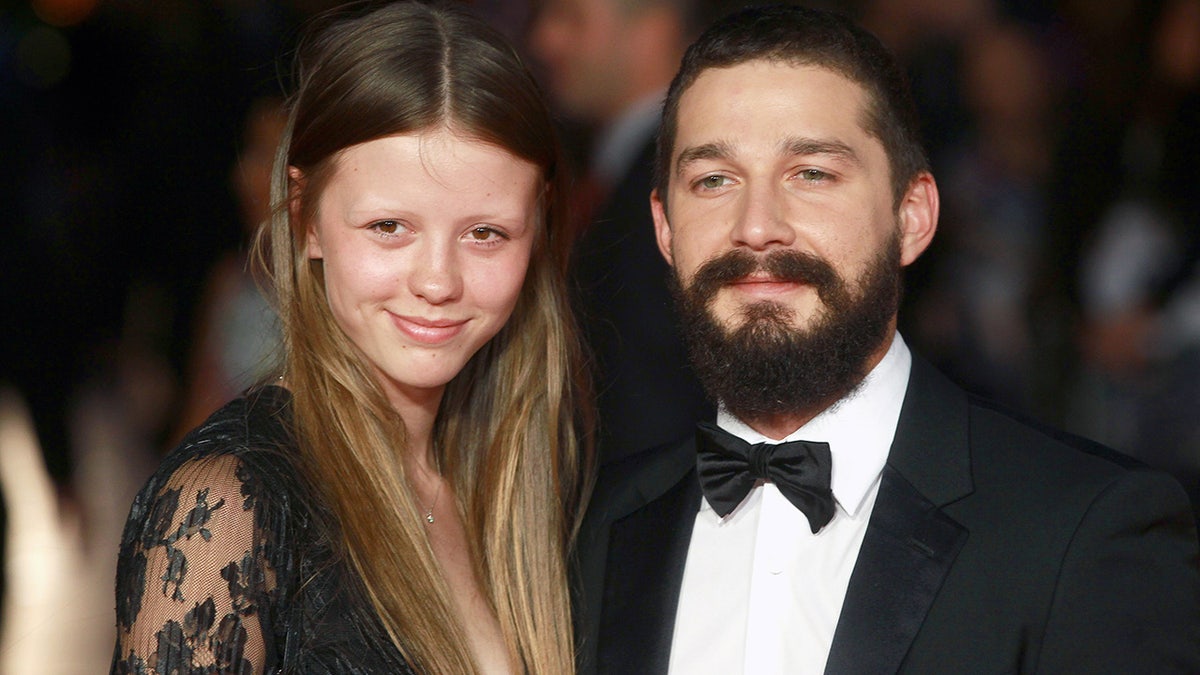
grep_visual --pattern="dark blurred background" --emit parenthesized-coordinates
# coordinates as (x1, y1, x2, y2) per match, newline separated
(0, 0, 1197, 670)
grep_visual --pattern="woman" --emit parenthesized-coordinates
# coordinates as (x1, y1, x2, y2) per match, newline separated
(111, 3, 591, 673)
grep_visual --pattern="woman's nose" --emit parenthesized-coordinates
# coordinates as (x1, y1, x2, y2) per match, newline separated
(408, 239, 463, 305)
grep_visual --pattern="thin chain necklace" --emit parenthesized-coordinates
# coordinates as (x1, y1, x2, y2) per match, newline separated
(423, 478, 443, 525)
(411, 455, 444, 525)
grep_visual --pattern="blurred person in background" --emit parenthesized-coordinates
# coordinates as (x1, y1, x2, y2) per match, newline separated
(0, 0, 310, 502)
(903, 16, 1057, 411)
(1038, 0, 1176, 422)
(858, 0, 994, 161)
(112, 3, 592, 673)
(528, 0, 721, 465)
(529, 0, 856, 467)
(171, 96, 286, 441)
(1068, 0, 1200, 517)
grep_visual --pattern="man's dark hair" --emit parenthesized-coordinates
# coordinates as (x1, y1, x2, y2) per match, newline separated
(655, 4, 929, 208)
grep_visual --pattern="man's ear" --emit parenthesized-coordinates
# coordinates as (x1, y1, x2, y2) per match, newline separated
(290, 166, 321, 260)
(650, 188, 674, 266)
(898, 172, 939, 267)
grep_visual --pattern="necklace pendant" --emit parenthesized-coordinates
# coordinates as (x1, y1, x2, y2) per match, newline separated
(425, 510, 434, 524)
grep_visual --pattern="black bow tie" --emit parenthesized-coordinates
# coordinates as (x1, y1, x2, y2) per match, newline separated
(695, 421, 835, 533)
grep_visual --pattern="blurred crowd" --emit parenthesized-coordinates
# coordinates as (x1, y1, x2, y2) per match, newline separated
(0, 0, 1198, 671)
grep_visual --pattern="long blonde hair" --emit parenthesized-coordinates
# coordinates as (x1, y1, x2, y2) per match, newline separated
(253, 2, 592, 672)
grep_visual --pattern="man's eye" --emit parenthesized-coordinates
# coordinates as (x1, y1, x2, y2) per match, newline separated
(798, 169, 828, 181)
(700, 175, 728, 189)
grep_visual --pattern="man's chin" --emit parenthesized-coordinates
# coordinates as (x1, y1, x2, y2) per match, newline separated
(711, 299, 823, 335)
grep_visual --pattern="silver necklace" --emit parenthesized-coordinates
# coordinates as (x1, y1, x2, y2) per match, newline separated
(424, 480, 443, 524)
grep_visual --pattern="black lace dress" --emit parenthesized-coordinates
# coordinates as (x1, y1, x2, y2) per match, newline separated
(111, 386, 415, 674)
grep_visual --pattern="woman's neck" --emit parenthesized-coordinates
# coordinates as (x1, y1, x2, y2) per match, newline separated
(382, 381, 443, 469)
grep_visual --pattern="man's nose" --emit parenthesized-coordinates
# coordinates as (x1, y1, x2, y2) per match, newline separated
(730, 182, 795, 251)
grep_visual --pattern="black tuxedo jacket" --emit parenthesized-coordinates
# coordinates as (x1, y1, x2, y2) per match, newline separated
(569, 135, 713, 465)
(573, 356, 1200, 673)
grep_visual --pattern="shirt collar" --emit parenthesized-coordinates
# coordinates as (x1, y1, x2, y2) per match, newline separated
(715, 333, 912, 517)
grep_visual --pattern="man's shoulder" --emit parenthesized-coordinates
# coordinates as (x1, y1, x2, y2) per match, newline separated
(957, 391, 1194, 525)
(965, 393, 1150, 478)
(906, 354, 1151, 480)
(586, 434, 698, 525)
(900, 355, 1189, 515)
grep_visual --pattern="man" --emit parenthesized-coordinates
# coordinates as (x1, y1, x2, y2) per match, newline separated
(529, 0, 722, 463)
(572, 6, 1200, 674)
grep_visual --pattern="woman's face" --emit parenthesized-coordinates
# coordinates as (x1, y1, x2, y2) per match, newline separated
(305, 128, 540, 411)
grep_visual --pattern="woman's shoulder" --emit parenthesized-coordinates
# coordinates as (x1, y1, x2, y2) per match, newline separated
(153, 385, 295, 483)
(174, 384, 294, 458)
(113, 386, 308, 673)
(122, 386, 305, 560)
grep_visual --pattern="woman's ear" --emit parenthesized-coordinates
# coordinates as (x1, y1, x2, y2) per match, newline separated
(290, 167, 321, 260)
(897, 172, 939, 267)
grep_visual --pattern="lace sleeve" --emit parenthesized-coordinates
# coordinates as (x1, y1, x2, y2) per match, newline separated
(112, 454, 275, 675)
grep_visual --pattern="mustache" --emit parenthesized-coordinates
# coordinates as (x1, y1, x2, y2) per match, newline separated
(687, 248, 840, 302)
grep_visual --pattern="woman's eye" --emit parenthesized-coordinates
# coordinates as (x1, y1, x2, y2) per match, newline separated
(371, 220, 402, 234)
(467, 226, 507, 243)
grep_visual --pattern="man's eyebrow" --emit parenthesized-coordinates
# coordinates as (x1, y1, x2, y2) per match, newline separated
(782, 137, 861, 165)
(674, 141, 734, 178)
(674, 137, 862, 178)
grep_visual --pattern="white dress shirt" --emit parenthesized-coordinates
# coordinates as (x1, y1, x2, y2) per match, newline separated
(668, 334, 912, 675)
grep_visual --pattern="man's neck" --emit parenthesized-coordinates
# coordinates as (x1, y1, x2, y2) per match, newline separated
(742, 407, 833, 441)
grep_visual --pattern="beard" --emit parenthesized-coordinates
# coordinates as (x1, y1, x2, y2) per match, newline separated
(670, 233, 902, 422)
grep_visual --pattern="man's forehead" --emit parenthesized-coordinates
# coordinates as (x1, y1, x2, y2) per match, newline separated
(680, 59, 864, 111)
(671, 60, 873, 153)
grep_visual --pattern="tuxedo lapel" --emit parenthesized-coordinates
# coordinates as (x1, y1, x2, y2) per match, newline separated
(596, 469, 701, 674)
(824, 466, 967, 674)
(573, 437, 701, 675)
(825, 356, 973, 674)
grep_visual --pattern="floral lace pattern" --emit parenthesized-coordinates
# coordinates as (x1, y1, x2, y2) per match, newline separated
(111, 387, 413, 674)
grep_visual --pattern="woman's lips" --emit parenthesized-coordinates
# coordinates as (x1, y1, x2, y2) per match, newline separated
(392, 313, 467, 345)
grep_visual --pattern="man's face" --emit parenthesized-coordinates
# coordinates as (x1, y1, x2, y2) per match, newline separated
(651, 60, 937, 420)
